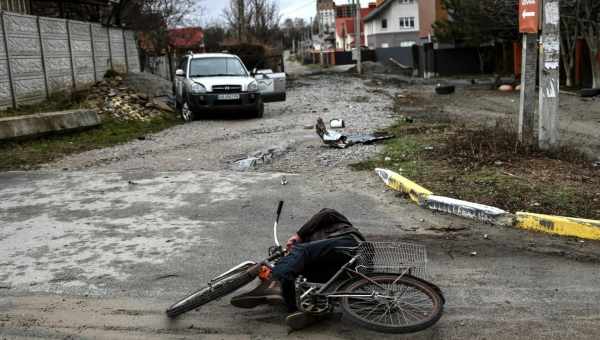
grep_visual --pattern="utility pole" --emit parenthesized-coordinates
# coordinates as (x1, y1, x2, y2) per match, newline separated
(354, 0, 362, 74)
(538, 0, 560, 150)
(238, 0, 245, 41)
(517, 0, 539, 145)
(519, 33, 537, 145)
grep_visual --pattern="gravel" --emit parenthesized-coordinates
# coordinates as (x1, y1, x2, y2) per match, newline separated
(44, 73, 397, 175)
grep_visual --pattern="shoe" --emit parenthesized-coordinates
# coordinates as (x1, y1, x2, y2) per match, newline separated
(230, 279, 284, 308)
(285, 311, 328, 331)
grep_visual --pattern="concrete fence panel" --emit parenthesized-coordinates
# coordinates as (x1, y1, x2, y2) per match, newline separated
(91, 23, 110, 80)
(4, 12, 45, 105)
(109, 27, 126, 73)
(68, 19, 94, 88)
(39, 17, 72, 94)
(124, 30, 140, 73)
(0, 11, 140, 109)
(0, 12, 12, 109)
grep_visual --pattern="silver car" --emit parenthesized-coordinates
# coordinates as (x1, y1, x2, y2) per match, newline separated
(174, 53, 286, 121)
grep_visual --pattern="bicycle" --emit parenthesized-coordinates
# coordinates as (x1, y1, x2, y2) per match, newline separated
(166, 201, 445, 333)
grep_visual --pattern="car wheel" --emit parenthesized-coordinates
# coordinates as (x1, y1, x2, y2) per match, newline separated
(254, 101, 264, 118)
(181, 101, 194, 122)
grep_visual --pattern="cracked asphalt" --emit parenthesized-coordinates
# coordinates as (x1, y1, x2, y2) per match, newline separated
(1, 63, 600, 339)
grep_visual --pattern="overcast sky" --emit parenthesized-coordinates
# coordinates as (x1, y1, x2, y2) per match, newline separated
(201, 0, 353, 24)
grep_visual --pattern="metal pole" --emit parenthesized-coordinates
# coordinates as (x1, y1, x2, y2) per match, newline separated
(538, 0, 560, 150)
(66, 19, 76, 89)
(518, 33, 537, 144)
(354, 0, 362, 74)
(1, 11, 16, 108)
(37, 16, 49, 99)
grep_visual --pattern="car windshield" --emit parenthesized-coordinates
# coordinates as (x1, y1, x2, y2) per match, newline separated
(189, 57, 247, 77)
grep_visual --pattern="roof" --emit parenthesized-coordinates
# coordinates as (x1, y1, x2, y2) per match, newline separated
(189, 53, 239, 59)
(364, 0, 394, 22)
(167, 27, 204, 49)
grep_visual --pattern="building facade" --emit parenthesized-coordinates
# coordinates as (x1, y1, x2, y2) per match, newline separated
(364, 0, 446, 48)
(317, 0, 336, 33)
(335, 3, 377, 51)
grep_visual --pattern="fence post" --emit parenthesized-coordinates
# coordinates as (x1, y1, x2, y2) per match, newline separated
(37, 15, 49, 99)
(1, 11, 16, 108)
(121, 29, 128, 73)
(106, 26, 113, 70)
(89, 23, 96, 82)
(66, 19, 76, 90)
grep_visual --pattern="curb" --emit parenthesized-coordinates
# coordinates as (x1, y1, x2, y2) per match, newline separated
(375, 168, 432, 204)
(375, 168, 600, 240)
(426, 195, 514, 226)
(515, 212, 600, 240)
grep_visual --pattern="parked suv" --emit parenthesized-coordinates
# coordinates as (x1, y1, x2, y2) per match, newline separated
(174, 53, 286, 121)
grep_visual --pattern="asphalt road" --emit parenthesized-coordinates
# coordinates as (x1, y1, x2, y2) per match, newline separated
(2, 67, 600, 339)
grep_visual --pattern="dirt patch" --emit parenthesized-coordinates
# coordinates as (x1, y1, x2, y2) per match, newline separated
(352, 108, 600, 220)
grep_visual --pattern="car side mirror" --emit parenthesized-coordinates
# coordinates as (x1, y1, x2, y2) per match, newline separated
(175, 69, 185, 77)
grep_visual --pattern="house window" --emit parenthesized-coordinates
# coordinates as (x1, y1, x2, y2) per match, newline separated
(398, 0, 415, 3)
(381, 19, 387, 29)
(400, 41, 416, 47)
(399, 17, 415, 29)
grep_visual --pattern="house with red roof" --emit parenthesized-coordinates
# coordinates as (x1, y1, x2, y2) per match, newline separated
(335, 3, 376, 51)
(139, 27, 205, 56)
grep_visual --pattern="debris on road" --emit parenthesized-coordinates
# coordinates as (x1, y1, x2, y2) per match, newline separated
(89, 76, 172, 121)
(470, 251, 478, 256)
(281, 176, 288, 185)
(435, 84, 455, 95)
(234, 142, 295, 171)
(330, 119, 345, 128)
(316, 118, 392, 149)
(236, 157, 259, 171)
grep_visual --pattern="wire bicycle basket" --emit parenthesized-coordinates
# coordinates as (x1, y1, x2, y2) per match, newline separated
(353, 242, 429, 280)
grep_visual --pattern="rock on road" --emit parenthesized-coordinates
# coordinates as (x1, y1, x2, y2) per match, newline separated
(1, 69, 600, 339)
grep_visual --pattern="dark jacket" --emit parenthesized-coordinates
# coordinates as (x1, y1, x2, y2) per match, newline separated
(297, 208, 365, 243)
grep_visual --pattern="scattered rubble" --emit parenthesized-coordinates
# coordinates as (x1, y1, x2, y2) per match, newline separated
(315, 118, 393, 149)
(234, 142, 295, 171)
(86, 75, 174, 121)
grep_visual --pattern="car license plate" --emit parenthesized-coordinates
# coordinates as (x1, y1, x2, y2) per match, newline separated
(217, 94, 240, 100)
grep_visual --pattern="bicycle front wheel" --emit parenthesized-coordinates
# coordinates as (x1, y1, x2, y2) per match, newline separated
(166, 264, 258, 318)
(340, 274, 444, 333)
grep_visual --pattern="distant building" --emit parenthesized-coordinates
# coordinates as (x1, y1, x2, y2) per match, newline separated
(0, 0, 29, 14)
(364, 0, 447, 48)
(317, 0, 336, 34)
(335, 3, 377, 51)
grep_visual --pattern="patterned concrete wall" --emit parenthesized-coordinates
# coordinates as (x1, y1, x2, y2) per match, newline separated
(0, 13, 12, 109)
(0, 11, 140, 109)
(68, 19, 94, 88)
(39, 17, 72, 94)
(91, 23, 110, 80)
(4, 12, 45, 105)
(109, 27, 126, 73)
(124, 30, 140, 73)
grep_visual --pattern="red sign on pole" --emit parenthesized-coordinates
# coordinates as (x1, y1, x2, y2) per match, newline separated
(519, 0, 539, 33)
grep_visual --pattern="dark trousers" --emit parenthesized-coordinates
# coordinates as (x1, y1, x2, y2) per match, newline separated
(272, 236, 358, 311)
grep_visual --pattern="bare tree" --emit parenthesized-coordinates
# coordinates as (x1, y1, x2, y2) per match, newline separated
(579, 0, 600, 88)
(560, 0, 581, 87)
(223, 0, 253, 41)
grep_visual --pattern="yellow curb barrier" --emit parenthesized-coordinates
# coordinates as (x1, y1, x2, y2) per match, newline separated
(515, 212, 600, 241)
(375, 168, 432, 205)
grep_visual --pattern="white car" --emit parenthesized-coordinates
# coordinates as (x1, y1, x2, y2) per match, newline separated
(174, 53, 286, 121)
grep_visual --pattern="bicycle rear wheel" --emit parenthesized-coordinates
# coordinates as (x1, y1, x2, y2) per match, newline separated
(340, 274, 444, 333)
(166, 264, 258, 318)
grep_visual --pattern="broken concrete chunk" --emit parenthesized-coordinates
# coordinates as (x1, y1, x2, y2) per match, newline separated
(426, 195, 515, 226)
(236, 157, 259, 171)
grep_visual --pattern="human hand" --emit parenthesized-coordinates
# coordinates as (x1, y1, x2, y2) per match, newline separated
(286, 233, 302, 250)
